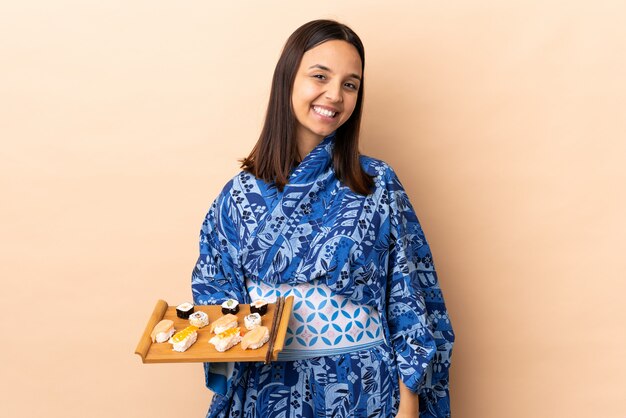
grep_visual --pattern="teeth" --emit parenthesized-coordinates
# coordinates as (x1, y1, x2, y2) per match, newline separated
(313, 106, 336, 117)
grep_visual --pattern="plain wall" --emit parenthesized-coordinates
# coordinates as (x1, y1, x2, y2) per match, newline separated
(1, 1, 624, 417)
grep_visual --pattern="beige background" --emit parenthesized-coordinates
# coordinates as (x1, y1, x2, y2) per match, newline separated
(1, 1, 624, 417)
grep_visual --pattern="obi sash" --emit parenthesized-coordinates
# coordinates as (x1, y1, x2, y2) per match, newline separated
(246, 277, 384, 360)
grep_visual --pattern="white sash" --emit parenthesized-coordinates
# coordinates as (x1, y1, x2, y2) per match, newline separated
(246, 278, 385, 360)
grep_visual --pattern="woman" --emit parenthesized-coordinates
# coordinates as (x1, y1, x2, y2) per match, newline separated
(192, 19, 454, 418)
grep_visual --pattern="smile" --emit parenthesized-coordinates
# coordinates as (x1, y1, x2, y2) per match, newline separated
(312, 105, 337, 118)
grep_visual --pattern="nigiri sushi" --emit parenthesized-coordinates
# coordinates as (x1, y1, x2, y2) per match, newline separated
(241, 326, 270, 350)
(209, 314, 238, 334)
(209, 327, 242, 352)
(150, 319, 175, 343)
(169, 325, 198, 352)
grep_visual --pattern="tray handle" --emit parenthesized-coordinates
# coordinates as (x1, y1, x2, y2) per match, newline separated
(135, 299, 169, 362)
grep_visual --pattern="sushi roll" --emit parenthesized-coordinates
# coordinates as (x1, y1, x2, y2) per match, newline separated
(209, 313, 238, 334)
(221, 299, 240, 315)
(241, 326, 270, 350)
(176, 302, 194, 319)
(169, 325, 198, 352)
(209, 327, 242, 352)
(150, 319, 175, 343)
(244, 313, 262, 330)
(250, 299, 268, 316)
(189, 311, 209, 328)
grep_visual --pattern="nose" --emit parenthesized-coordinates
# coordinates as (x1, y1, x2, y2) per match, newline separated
(324, 80, 343, 103)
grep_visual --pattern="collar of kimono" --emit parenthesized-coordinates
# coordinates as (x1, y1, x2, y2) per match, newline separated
(287, 130, 337, 184)
(240, 131, 338, 284)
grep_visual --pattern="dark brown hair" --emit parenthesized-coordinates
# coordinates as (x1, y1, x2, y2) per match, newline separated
(239, 19, 374, 195)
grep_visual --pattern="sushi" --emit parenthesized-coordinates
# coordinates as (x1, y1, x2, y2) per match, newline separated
(250, 299, 268, 316)
(176, 302, 194, 319)
(188, 311, 209, 328)
(209, 313, 238, 334)
(241, 326, 270, 350)
(209, 327, 242, 352)
(221, 299, 240, 315)
(169, 325, 198, 352)
(150, 319, 175, 343)
(244, 313, 262, 330)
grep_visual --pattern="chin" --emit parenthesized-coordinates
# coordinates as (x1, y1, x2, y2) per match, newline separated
(316, 129, 335, 138)
(303, 125, 330, 138)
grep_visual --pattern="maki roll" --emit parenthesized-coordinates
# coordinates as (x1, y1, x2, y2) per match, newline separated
(244, 313, 262, 330)
(209, 314, 238, 334)
(241, 326, 270, 350)
(169, 325, 198, 352)
(209, 327, 242, 352)
(221, 299, 239, 315)
(150, 319, 175, 343)
(250, 299, 268, 316)
(188, 311, 209, 328)
(176, 302, 194, 319)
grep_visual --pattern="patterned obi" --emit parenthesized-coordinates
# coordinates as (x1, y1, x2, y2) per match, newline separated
(245, 278, 385, 361)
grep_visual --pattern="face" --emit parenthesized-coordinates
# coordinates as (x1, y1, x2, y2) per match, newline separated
(291, 39, 363, 145)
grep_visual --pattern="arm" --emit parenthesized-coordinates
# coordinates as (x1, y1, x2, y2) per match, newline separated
(192, 188, 244, 305)
(384, 166, 455, 418)
(191, 188, 247, 397)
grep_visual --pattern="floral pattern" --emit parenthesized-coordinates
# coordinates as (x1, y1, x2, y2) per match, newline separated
(191, 132, 454, 417)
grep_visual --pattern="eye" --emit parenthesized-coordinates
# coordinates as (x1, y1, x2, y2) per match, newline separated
(345, 82, 358, 90)
(313, 74, 326, 80)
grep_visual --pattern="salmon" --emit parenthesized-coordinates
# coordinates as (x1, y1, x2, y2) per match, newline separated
(209, 314, 238, 334)
(150, 319, 174, 343)
(241, 326, 270, 350)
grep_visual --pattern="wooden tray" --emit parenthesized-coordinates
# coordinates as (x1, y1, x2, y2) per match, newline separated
(135, 296, 294, 364)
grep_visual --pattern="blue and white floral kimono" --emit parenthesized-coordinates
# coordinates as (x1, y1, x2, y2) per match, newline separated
(191, 132, 455, 418)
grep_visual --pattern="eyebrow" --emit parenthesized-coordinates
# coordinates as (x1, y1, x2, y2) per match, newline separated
(308, 64, 361, 81)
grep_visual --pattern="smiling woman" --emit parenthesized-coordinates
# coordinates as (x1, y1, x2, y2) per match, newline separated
(192, 19, 455, 418)
(239, 20, 373, 195)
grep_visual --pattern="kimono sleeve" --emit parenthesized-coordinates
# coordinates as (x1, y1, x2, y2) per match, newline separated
(191, 189, 244, 305)
(385, 168, 455, 418)
(191, 188, 246, 397)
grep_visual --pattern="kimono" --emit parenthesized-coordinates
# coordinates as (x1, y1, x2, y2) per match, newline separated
(191, 131, 455, 418)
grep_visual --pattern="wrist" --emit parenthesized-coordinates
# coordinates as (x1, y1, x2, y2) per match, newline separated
(397, 376, 419, 415)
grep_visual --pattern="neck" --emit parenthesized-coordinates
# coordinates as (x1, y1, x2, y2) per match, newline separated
(296, 129, 324, 161)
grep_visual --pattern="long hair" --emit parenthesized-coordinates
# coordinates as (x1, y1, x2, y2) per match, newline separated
(239, 19, 374, 195)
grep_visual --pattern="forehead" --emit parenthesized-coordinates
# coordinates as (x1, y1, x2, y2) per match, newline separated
(300, 40, 362, 76)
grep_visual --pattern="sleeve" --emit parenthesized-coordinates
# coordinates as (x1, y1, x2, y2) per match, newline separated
(385, 168, 455, 418)
(191, 189, 243, 305)
(191, 187, 247, 398)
